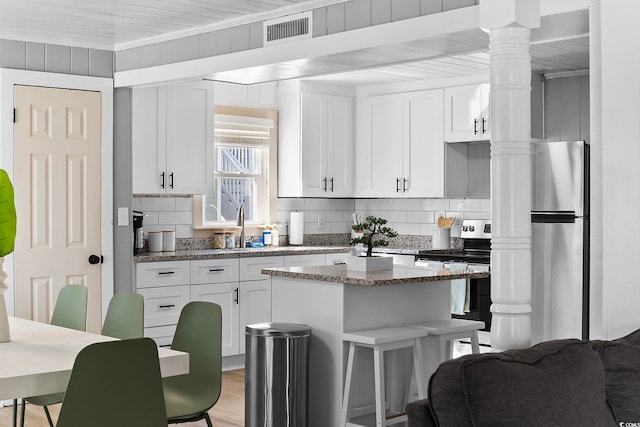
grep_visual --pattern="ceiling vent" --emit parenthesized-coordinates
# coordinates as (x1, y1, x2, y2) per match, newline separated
(263, 11, 313, 46)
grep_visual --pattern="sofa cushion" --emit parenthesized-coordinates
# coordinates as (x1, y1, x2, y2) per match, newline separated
(428, 339, 616, 427)
(593, 336, 640, 425)
(406, 398, 437, 427)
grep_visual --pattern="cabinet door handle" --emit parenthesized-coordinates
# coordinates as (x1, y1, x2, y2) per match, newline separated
(396, 178, 401, 193)
(209, 268, 225, 272)
(159, 304, 176, 309)
(161, 172, 165, 189)
(330, 177, 334, 192)
(169, 172, 174, 189)
(474, 118, 479, 135)
(158, 271, 175, 275)
(403, 178, 408, 192)
(322, 177, 327, 191)
(234, 288, 239, 304)
(482, 117, 487, 134)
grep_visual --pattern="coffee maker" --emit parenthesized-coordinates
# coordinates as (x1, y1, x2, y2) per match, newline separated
(133, 210, 144, 254)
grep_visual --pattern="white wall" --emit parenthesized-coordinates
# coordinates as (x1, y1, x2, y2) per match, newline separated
(592, 1, 640, 339)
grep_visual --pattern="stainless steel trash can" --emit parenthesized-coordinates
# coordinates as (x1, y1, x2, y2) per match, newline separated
(245, 322, 311, 427)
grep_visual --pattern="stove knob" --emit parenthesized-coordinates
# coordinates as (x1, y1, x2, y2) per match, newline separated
(469, 226, 475, 232)
(462, 226, 468, 232)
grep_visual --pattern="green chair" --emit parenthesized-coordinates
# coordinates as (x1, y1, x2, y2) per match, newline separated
(56, 337, 168, 427)
(164, 301, 222, 426)
(101, 292, 144, 339)
(17, 284, 88, 427)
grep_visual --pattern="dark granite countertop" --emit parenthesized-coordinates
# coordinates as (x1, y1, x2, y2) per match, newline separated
(262, 264, 490, 286)
(133, 245, 352, 262)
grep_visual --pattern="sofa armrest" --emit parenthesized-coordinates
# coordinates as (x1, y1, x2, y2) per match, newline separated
(406, 399, 437, 427)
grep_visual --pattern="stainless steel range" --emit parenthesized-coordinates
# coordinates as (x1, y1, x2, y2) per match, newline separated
(416, 219, 492, 330)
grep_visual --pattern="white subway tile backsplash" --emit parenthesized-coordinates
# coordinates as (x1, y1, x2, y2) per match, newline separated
(355, 199, 369, 211)
(382, 211, 407, 223)
(158, 211, 192, 225)
(324, 210, 344, 222)
(449, 198, 482, 212)
(330, 199, 356, 210)
(305, 198, 332, 210)
(421, 199, 450, 210)
(175, 197, 193, 211)
(143, 211, 159, 225)
(368, 199, 394, 210)
(330, 222, 351, 234)
(277, 198, 305, 211)
(134, 195, 490, 241)
(406, 211, 434, 224)
(393, 223, 421, 235)
(175, 224, 193, 238)
(394, 199, 421, 211)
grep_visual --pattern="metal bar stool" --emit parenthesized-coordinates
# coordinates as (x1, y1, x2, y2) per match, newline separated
(341, 326, 429, 427)
(407, 319, 484, 363)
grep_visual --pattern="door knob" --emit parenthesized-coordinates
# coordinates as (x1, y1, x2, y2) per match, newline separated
(88, 255, 102, 265)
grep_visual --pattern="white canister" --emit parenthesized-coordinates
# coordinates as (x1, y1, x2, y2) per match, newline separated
(432, 228, 451, 250)
(162, 230, 175, 252)
(148, 231, 163, 252)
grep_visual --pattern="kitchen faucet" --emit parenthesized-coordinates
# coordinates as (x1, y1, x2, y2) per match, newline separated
(237, 204, 245, 248)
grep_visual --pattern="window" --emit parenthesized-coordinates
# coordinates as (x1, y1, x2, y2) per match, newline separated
(194, 106, 277, 229)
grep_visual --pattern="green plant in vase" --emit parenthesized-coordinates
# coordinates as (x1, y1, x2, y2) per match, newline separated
(350, 216, 398, 257)
(0, 169, 16, 342)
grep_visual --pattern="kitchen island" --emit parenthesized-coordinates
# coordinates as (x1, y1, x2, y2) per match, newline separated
(262, 264, 489, 427)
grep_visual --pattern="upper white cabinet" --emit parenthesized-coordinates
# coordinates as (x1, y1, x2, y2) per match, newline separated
(278, 81, 355, 198)
(355, 89, 444, 198)
(132, 81, 215, 194)
(444, 83, 490, 142)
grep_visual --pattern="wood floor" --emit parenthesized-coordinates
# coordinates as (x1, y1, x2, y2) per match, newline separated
(0, 369, 245, 427)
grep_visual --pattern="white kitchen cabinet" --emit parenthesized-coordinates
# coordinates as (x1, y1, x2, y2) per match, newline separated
(444, 83, 490, 142)
(278, 81, 355, 197)
(325, 252, 350, 265)
(135, 253, 336, 352)
(132, 81, 215, 194)
(191, 282, 240, 356)
(355, 89, 444, 198)
(284, 253, 326, 267)
(238, 256, 284, 354)
(135, 261, 190, 289)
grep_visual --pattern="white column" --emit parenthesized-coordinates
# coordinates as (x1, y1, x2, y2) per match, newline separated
(480, 0, 539, 350)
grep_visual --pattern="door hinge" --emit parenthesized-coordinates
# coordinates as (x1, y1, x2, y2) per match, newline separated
(13, 108, 16, 123)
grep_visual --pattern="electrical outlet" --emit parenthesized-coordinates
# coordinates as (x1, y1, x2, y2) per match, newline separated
(317, 212, 326, 229)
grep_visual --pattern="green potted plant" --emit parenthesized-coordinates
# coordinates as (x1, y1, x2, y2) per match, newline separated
(0, 169, 16, 342)
(347, 216, 398, 271)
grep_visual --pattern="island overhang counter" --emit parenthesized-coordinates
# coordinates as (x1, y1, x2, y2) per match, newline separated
(261, 264, 490, 427)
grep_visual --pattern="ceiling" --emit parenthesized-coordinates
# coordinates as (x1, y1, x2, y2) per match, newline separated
(208, 9, 589, 86)
(0, 0, 332, 50)
(0, 0, 589, 86)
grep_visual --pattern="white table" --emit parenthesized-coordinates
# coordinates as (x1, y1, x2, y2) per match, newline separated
(0, 317, 189, 400)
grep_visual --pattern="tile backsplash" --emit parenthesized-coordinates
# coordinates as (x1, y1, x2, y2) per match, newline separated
(133, 195, 491, 242)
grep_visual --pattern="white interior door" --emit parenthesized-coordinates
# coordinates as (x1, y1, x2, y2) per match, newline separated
(13, 85, 102, 333)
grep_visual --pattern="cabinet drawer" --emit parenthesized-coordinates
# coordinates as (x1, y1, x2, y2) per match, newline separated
(191, 258, 240, 284)
(240, 256, 285, 281)
(145, 325, 177, 348)
(136, 261, 190, 288)
(284, 253, 326, 267)
(138, 285, 190, 328)
(325, 252, 350, 265)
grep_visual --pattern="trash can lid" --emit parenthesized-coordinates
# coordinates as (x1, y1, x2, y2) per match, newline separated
(246, 322, 311, 338)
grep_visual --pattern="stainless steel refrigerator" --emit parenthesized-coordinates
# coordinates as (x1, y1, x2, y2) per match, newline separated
(531, 140, 589, 343)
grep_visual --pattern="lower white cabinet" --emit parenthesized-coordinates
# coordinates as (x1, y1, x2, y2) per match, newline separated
(284, 253, 326, 267)
(191, 282, 240, 357)
(136, 253, 334, 355)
